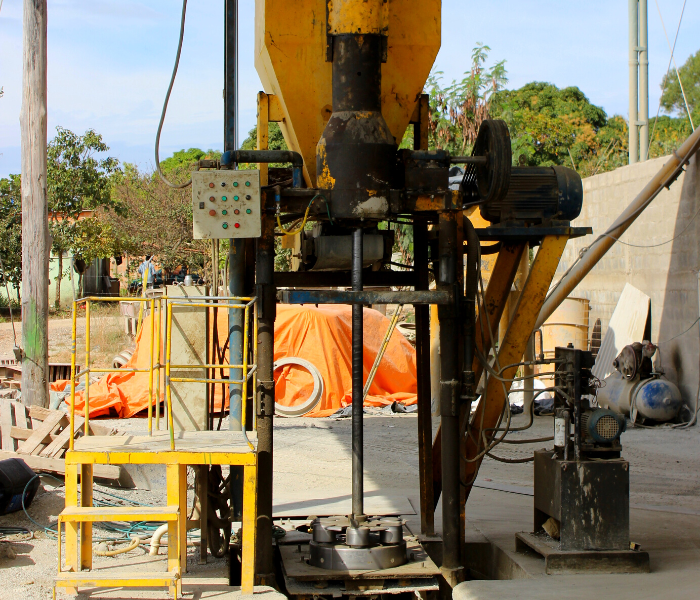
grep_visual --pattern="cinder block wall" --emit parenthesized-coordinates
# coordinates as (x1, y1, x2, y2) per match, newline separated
(557, 153, 700, 407)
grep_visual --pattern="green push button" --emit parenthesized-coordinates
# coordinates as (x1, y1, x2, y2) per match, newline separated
(222, 196, 227, 201)
(222, 210, 228, 215)
(246, 209, 252, 214)
(222, 222, 229, 230)
(234, 195, 239, 201)
(233, 182, 239, 187)
(245, 181, 251, 187)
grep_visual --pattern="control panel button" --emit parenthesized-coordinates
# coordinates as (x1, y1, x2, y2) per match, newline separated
(192, 170, 260, 239)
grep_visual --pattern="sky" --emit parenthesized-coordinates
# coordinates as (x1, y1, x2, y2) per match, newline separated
(1, 0, 698, 178)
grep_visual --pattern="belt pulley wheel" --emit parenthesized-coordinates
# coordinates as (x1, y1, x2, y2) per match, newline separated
(463, 119, 512, 204)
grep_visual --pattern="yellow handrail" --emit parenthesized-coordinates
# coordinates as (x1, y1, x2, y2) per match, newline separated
(69, 302, 77, 451)
(84, 301, 91, 438)
(67, 294, 258, 453)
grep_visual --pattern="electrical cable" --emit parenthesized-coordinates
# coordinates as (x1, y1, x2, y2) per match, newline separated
(657, 317, 700, 345)
(546, 130, 700, 303)
(654, 0, 695, 131)
(154, 0, 193, 189)
(646, 0, 687, 159)
(276, 194, 329, 235)
(602, 202, 700, 248)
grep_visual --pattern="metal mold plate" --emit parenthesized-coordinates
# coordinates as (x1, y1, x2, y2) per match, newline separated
(192, 170, 261, 239)
(310, 540, 407, 571)
(279, 540, 440, 581)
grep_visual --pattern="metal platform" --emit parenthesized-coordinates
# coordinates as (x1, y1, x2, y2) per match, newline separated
(68, 430, 257, 465)
(515, 532, 650, 575)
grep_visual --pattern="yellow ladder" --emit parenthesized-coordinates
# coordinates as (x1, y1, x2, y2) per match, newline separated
(56, 463, 187, 598)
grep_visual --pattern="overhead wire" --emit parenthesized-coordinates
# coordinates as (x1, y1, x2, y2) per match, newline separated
(646, 0, 688, 159)
(154, 0, 193, 190)
(654, 0, 695, 131)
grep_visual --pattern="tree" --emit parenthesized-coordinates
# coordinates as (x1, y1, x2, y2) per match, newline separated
(661, 49, 700, 124)
(426, 43, 508, 154)
(47, 127, 121, 305)
(0, 174, 22, 302)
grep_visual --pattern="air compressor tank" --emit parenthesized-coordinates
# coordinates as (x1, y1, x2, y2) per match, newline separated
(597, 371, 682, 422)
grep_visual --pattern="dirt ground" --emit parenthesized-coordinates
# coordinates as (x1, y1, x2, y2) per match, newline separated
(0, 307, 133, 371)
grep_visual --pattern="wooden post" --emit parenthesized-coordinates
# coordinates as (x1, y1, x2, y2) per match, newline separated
(20, 0, 49, 408)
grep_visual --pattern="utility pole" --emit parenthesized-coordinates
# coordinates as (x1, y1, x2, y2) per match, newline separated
(20, 0, 49, 408)
(629, 0, 639, 164)
(629, 0, 649, 164)
(639, 0, 649, 161)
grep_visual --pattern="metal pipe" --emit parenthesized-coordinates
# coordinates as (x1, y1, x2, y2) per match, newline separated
(220, 149, 304, 187)
(352, 227, 364, 520)
(639, 0, 649, 161)
(255, 212, 276, 575)
(536, 126, 700, 329)
(438, 214, 462, 582)
(462, 217, 478, 408)
(629, 0, 639, 164)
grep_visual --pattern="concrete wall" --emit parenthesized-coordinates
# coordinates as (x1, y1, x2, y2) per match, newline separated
(558, 153, 700, 407)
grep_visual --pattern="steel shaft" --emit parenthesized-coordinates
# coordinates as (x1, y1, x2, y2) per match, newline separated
(352, 227, 364, 520)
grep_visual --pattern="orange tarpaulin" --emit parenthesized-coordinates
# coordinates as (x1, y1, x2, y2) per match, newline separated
(274, 305, 417, 417)
(55, 305, 417, 419)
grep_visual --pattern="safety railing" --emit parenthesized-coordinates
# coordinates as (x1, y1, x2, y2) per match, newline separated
(68, 295, 258, 452)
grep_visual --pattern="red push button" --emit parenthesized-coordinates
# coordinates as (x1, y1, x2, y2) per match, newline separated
(209, 182, 215, 188)
(209, 196, 215, 202)
(209, 210, 216, 216)
(234, 223, 240, 228)
(234, 209, 240, 215)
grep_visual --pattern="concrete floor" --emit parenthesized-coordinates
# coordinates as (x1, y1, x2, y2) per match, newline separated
(274, 412, 700, 600)
(2, 411, 699, 599)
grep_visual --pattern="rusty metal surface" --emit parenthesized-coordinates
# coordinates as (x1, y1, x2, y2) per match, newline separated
(515, 532, 649, 575)
(533, 450, 630, 551)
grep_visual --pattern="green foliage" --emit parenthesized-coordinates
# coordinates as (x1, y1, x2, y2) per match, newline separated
(647, 115, 693, 158)
(489, 82, 626, 175)
(159, 148, 222, 185)
(426, 43, 508, 154)
(661, 50, 700, 123)
(106, 162, 209, 274)
(0, 174, 22, 290)
(240, 122, 290, 168)
(47, 127, 123, 259)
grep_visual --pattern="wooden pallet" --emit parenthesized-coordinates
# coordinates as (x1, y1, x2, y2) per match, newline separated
(0, 400, 125, 483)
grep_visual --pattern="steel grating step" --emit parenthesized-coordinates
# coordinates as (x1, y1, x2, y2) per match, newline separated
(56, 569, 180, 588)
(60, 505, 180, 522)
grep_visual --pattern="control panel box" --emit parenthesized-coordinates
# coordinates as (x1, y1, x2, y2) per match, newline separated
(192, 170, 261, 239)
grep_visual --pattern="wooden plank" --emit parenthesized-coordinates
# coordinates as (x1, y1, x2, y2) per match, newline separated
(13, 402, 31, 429)
(41, 417, 84, 458)
(17, 411, 65, 455)
(11, 426, 56, 444)
(1, 401, 16, 451)
(28, 405, 52, 421)
(0, 450, 121, 480)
